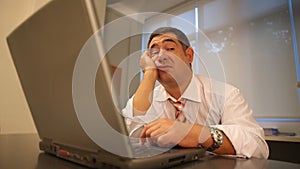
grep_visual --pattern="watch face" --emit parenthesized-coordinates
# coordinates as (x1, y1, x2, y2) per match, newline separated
(214, 129, 224, 144)
(208, 127, 224, 151)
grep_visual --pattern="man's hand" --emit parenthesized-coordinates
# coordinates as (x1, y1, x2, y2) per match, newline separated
(140, 118, 204, 148)
(140, 118, 175, 146)
(139, 51, 157, 72)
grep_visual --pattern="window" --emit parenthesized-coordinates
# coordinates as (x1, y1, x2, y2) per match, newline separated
(142, 0, 300, 118)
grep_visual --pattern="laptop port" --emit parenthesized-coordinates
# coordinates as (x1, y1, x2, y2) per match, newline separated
(168, 155, 186, 163)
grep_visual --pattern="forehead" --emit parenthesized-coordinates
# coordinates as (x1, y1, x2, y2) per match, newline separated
(149, 33, 179, 47)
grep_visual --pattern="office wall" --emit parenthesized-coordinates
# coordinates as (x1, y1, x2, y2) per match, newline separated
(0, 0, 140, 134)
(202, 0, 299, 118)
(0, 0, 51, 134)
(104, 7, 142, 109)
(189, 0, 300, 135)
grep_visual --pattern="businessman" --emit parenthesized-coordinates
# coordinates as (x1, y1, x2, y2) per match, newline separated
(122, 27, 269, 158)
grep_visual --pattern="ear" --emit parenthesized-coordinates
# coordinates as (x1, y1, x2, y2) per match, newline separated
(185, 47, 194, 63)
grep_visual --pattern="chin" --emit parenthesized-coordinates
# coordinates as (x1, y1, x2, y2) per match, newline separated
(158, 71, 175, 83)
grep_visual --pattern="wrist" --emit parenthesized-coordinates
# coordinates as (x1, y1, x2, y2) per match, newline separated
(201, 127, 224, 152)
(198, 126, 224, 152)
(198, 126, 213, 148)
(143, 69, 158, 80)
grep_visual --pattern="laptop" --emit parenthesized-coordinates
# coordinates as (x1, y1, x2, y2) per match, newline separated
(7, 0, 205, 168)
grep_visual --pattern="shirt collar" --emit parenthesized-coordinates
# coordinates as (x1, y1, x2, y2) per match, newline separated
(155, 74, 201, 103)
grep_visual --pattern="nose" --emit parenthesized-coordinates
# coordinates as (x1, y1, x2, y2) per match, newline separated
(157, 50, 168, 64)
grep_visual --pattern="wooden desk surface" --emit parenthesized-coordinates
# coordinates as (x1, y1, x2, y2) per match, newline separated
(1, 134, 300, 169)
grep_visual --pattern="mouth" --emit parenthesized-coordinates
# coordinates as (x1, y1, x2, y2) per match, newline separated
(157, 65, 172, 71)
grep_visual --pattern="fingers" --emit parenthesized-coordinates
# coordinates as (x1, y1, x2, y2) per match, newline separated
(139, 119, 174, 145)
(140, 51, 157, 72)
(139, 123, 161, 144)
(139, 122, 163, 145)
(140, 120, 199, 148)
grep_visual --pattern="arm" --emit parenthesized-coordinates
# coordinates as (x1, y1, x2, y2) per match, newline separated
(215, 88, 269, 158)
(133, 51, 158, 116)
(140, 118, 236, 155)
(182, 124, 236, 155)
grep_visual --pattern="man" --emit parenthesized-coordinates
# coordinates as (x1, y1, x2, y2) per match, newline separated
(122, 27, 269, 158)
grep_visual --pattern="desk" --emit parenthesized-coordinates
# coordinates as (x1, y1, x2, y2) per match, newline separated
(265, 136, 300, 164)
(1, 134, 300, 169)
(265, 136, 300, 143)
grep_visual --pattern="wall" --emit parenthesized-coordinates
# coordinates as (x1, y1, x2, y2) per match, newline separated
(201, 0, 300, 118)
(0, 0, 141, 134)
(104, 7, 142, 109)
(201, 0, 300, 134)
(0, 0, 51, 134)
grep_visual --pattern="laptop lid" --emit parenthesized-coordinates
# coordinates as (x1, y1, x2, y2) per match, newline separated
(7, 0, 205, 168)
(7, 0, 132, 155)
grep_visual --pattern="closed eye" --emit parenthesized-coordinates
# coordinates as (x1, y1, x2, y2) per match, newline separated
(166, 47, 175, 51)
(150, 49, 160, 56)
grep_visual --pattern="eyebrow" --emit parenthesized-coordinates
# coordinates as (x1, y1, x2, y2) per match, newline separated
(149, 38, 178, 49)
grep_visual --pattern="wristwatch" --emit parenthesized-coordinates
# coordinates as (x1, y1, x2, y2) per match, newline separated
(207, 127, 224, 152)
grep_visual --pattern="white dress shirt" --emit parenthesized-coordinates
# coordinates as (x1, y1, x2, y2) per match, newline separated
(121, 74, 269, 159)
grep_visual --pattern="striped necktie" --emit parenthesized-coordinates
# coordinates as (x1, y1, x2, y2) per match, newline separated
(168, 98, 186, 122)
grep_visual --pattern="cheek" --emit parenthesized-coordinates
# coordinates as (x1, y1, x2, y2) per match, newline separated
(183, 54, 193, 66)
(176, 54, 190, 66)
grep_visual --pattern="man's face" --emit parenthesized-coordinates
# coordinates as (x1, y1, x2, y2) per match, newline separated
(148, 32, 194, 86)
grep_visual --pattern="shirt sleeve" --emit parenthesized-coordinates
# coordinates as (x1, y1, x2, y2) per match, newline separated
(214, 88, 269, 159)
(121, 96, 145, 137)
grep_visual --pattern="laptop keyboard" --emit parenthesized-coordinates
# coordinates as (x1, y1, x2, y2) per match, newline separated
(131, 143, 177, 158)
